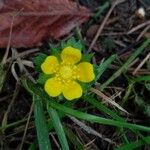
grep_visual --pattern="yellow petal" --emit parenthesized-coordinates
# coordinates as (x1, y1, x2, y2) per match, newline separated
(45, 78, 62, 97)
(41, 56, 59, 74)
(63, 81, 82, 100)
(77, 62, 95, 82)
(61, 46, 81, 64)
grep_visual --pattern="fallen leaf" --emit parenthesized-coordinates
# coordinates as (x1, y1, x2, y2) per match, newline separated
(0, 0, 90, 48)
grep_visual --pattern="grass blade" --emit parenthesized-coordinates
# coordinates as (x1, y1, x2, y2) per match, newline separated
(47, 108, 69, 150)
(64, 125, 84, 150)
(95, 54, 116, 81)
(101, 39, 150, 90)
(84, 95, 123, 121)
(116, 136, 150, 150)
(23, 79, 150, 132)
(33, 94, 52, 150)
(133, 75, 150, 82)
(47, 99, 150, 132)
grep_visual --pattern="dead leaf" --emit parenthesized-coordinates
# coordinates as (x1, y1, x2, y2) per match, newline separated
(0, 0, 90, 48)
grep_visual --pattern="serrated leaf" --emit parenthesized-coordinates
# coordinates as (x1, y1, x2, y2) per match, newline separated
(80, 82, 92, 92)
(33, 54, 47, 71)
(62, 37, 83, 50)
(81, 53, 93, 62)
(49, 43, 60, 57)
(37, 73, 52, 85)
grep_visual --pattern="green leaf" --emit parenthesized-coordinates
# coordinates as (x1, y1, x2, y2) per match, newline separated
(61, 37, 83, 50)
(33, 94, 52, 150)
(47, 108, 69, 150)
(37, 73, 52, 85)
(81, 53, 93, 62)
(49, 43, 60, 57)
(33, 53, 47, 71)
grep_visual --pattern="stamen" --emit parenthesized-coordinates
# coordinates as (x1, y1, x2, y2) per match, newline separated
(54, 63, 78, 84)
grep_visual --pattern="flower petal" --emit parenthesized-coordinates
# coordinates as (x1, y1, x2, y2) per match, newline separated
(63, 81, 82, 100)
(41, 56, 59, 74)
(45, 78, 62, 97)
(77, 62, 95, 82)
(61, 46, 81, 64)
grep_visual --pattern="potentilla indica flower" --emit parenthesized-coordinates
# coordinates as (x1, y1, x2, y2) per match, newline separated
(41, 46, 95, 100)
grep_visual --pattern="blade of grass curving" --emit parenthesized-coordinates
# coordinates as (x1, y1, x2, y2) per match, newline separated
(22, 79, 150, 132)
(33, 94, 52, 150)
(84, 95, 123, 121)
(47, 108, 69, 150)
(101, 39, 150, 90)
(47, 100, 150, 132)
(84, 95, 141, 143)
(85, 96, 142, 135)
(95, 54, 116, 82)
(116, 136, 150, 150)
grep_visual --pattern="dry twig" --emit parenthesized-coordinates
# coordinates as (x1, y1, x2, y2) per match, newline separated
(132, 52, 150, 75)
(88, 0, 126, 52)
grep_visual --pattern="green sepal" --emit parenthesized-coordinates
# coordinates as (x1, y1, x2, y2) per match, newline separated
(49, 43, 60, 58)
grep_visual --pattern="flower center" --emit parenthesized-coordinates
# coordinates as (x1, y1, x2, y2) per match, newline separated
(60, 66, 72, 79)
(55, 64, 79, 83)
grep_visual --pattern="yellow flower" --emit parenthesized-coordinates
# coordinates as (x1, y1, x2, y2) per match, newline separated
(41, 46, 95, 100)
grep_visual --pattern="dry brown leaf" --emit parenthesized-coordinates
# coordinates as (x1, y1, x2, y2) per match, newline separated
(0, 0, 90, 48)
